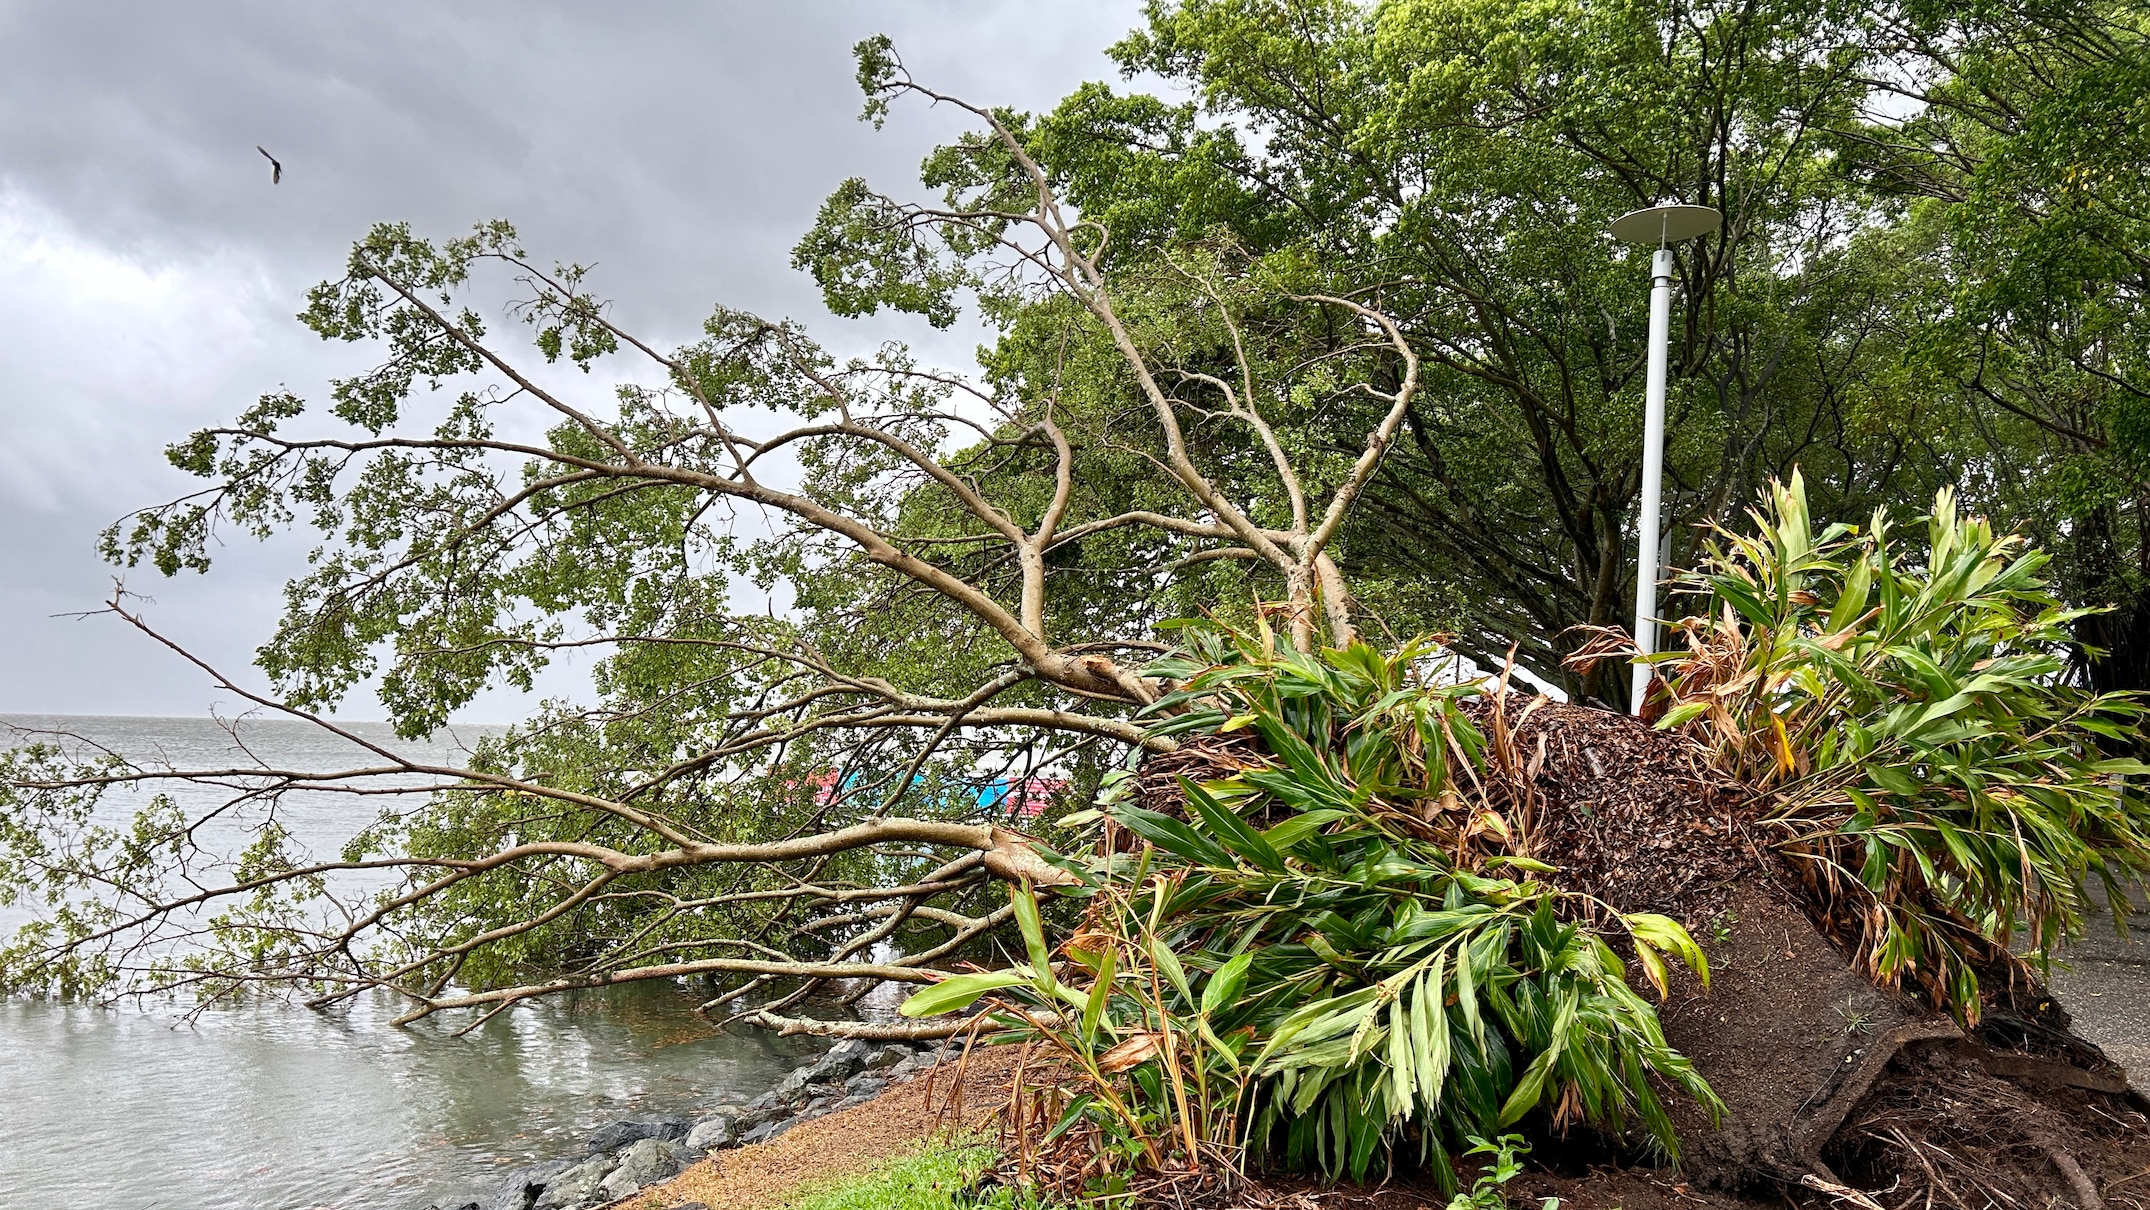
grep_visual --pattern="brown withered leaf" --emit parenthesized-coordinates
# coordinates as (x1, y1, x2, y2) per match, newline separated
(1096, 1030, 1166, 1073)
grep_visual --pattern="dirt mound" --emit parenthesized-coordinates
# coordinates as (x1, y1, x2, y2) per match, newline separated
(1488, 699, 2150, 1209)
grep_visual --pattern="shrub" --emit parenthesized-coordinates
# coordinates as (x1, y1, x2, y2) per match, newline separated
(1647, 473, 2150, 1019)
(908, 621, 1720, 1191)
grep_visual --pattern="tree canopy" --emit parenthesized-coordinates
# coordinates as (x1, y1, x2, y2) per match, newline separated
(923, 0, 2150, 702)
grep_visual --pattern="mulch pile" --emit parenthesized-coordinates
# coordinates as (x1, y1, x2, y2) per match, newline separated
(1457, 693, 1757, 925)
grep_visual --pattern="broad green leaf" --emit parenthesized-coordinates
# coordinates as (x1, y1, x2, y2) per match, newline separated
(1010, 883, 1058, 1000)
(1201, 950, 1254, 1017)
(1043, 1093, 1095, 1143)
(1181, 776, 1283, 871)
(1080, 945, 1116, 1043)
(1148, 935, 1194, 1005)
(899, 968, 1029, 1018)
(1624, 913, 1709, 987)
(1654, 701, 1710, 730)
(1110, 803, 1236, 867)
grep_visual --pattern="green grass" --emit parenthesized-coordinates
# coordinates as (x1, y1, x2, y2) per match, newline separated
(771, 1141, 1029, 1210)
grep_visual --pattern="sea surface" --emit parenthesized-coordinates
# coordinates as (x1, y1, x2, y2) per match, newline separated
(0, 715, 820, 1210)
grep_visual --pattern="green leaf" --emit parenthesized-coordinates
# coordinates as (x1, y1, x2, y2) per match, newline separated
(1497, 1047, 1554, 1126)
(1262, 808, 1349, 852)
(1201, 950, 1254, 1017)
(1111, 803, 1236, 868)
(899, 969, 1029, 1018)
(1010, 883, 1058, 999)
(1654, 701, 1710, 730)
(1149, 935, 1195, 1005)
(1081, 945, 1117, 1043)
(1044, 1093, 1095, 1143)
(1181, 776, 1284, 870)
(1626, 912, 1710, 988)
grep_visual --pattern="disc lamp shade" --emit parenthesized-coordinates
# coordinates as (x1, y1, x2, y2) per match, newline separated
(1609, 203, 1722, 246)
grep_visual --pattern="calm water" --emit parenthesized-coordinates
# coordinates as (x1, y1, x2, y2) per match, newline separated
(0, 716, 822, 1210)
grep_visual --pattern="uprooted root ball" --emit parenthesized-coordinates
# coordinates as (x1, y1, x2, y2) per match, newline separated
(1825, 1042, 2150, 1210)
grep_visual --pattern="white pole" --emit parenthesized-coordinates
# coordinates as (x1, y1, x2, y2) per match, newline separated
(1631, 246, 1674, 714)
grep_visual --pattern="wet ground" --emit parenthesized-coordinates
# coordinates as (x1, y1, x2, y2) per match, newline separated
(2047, 879, 2150, 1083)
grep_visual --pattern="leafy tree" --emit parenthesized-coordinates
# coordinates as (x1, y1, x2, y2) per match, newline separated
(0, 51, 1429, 1028)
(1840, 1, 2150, 696)
(924, 0, 2148, 704)
(949, 0, 1946, 703)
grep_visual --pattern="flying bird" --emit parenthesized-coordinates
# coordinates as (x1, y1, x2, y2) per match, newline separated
(256, 146, 281, 185)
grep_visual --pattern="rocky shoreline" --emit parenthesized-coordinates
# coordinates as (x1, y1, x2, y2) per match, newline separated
(420, 1036, 971, 1210)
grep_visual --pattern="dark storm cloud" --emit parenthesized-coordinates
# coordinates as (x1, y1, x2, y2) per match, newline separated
(0, 0, 1143, 716)
(1, 0, 1136, 325)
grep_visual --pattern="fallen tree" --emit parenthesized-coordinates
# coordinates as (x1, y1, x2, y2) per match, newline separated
(909, 478, 2150, 1208)
(1, 35, 2144, 1210)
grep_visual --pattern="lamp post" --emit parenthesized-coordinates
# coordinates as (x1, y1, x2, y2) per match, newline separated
(1609, 203, 1720, 713)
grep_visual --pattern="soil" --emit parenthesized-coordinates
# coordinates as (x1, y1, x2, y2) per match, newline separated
(1825, 1045, 2150, 1210)
(626, 1047, 1023, 1210)
(1653, 883, 1918, 1186)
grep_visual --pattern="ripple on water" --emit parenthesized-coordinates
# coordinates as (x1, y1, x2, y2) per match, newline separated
(0, 984, 819, 1209)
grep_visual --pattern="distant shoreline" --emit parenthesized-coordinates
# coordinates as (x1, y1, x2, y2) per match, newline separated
(2, 711, 512, 730)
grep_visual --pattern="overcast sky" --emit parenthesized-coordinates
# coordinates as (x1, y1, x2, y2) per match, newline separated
(0, 1, 1145, 721)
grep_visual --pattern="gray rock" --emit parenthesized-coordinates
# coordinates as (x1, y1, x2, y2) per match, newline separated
(727, 1102, 789, 1131)
(684, 1112, 735, 1153)
(803, 1038, 872, 1083)
(487, 1159, 576, 1210)
(862, 1045, 909, 1070)
(532, 1155, 616, 1210)
(596, 1138, 692, 1201)
(842, 1075, 888, 1099)
(772, 1066, 815, 1098)
(740, 1117, 794, 1146)
(583, 1114, 690, 1155)
(890, 1049, 956, 1079)
(745, 1090, 784, 1111)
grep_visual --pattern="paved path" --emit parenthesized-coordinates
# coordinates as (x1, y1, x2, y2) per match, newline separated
(2047, 879, 2150, 1083)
